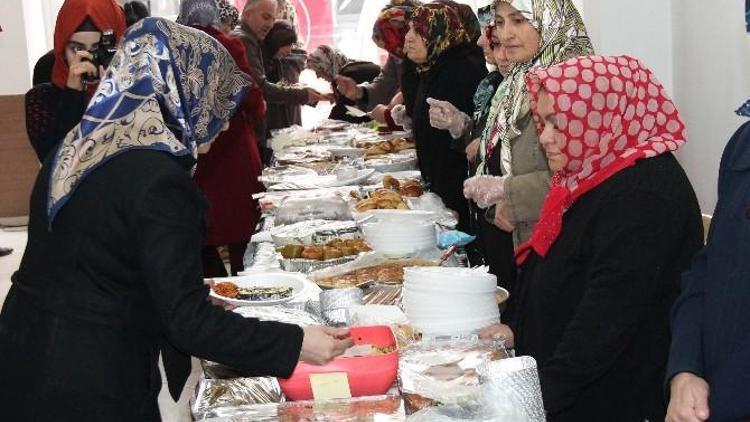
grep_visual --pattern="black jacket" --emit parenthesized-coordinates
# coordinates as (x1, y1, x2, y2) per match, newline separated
(0, 150, 303, 421)
(410, 43, 487, 231)
(509, 153, 703, 421)
(667, 121, 750, 421)
(328, 61, 381, 123)
(25, 83, 87, 162)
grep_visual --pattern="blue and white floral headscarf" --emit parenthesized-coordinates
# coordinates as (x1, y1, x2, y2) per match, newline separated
(47, 17, 251, 225)
(736, 0, 750, 117)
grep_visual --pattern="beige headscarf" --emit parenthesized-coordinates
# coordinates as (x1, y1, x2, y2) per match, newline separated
(477, 0, 593, 175)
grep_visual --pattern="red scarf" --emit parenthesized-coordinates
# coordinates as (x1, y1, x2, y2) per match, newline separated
(51, 0, 126, 91)
(515, 55, 687, 265)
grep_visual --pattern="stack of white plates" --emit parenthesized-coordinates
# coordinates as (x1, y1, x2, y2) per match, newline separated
(361, 221, 436, 257)
(403, 267, 500, 336)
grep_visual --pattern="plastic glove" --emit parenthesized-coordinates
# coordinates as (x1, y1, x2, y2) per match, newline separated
(463, 175, 506, 209)
(426, 97, 471, 139)
(391, 104, 412, 130)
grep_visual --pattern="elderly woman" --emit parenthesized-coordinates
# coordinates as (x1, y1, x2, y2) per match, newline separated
(25, 0, 126, 163)
(177, 0, 267, 277)
(216, 0, 239, 33)
(0, 18, 351, 420)
(335, 0, 420, 123)
(461, 0, 592, 291)
(399, 1, 487, 232)
(307, 45, 380, 123)
(485, 56, 703, 420)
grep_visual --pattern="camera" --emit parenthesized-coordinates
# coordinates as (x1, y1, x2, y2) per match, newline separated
(82, 30, 117, 84)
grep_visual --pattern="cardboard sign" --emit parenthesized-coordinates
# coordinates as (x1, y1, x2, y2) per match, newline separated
(309, 372, 352, 400)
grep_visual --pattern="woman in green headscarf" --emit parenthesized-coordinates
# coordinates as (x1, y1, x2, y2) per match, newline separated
(462, 0, 592, 291)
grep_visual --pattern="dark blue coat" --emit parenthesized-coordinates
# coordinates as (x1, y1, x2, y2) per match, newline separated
(667, 121, 750, 420)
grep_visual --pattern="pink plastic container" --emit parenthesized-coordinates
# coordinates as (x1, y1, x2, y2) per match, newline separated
(278, 325, 399, 401)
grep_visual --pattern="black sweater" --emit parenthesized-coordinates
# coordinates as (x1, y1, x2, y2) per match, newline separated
(508, 153, 703, 421)
(410, 43, 487, 231)
(25, 83, 87, 163)
(0, 150, 303, 420)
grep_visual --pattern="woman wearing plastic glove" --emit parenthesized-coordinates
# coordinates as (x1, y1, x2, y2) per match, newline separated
(402, 1, 487, 231)
(335, 1, 421, 126)
(0, 19, 353, 419)
(427, 3, 509, 162)
(485, 55, 702, 420)
(463, 0, 592, 292)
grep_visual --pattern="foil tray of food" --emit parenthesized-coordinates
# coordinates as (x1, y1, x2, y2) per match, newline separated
(194, 393, 405, 421)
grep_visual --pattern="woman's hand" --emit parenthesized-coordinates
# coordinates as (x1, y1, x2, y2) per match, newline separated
(66, 50, 99, 91)
(493, 201, 515, 232)
(466, 138, 480, 163)
(334, 75, 363, 101)
(463, 175, 506, 208)
(478, 323, 514, 348)
(370, 104, 388, 124)
(666, 373, 710, 422)
(300, 326, 354, 365)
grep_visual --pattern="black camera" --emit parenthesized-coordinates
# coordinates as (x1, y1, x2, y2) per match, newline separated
(82, 30, 117, 84)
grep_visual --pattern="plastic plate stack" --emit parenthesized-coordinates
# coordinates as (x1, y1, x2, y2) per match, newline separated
(403, 267, 500, 336)
(361, 221, 436, 258)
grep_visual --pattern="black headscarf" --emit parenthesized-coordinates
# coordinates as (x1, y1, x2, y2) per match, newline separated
(262, 20, 298, 82)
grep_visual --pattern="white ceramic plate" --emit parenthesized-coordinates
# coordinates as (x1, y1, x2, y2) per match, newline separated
(208, 273, 307, 307)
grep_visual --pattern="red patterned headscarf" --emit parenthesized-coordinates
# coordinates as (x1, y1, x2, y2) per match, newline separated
(52, 0, 126, 89)
(516, 55, 687, 264)
(372, 6, 413, 58)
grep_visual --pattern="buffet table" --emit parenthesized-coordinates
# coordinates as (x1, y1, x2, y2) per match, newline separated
(190, 120, 543, 421)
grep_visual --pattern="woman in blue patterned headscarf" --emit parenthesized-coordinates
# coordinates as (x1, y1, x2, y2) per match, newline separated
(0, 17, 351, 420)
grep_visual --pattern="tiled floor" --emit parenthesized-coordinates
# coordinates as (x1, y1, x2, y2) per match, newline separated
(0, 227, 198, 421)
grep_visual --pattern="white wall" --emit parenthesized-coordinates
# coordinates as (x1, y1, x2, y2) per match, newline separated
(671, 0, 750, 214)
(0, 0, 33, 95)
(583, 0, 674, 92)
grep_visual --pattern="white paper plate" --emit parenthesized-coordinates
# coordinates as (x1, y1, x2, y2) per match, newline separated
(208, 273, 307, 306)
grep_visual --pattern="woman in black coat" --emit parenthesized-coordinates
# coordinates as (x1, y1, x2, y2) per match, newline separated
(401, 2, 487, 232)
(307, 45, 381, 123)
(482, 56, 703, 420)
(0, 19, 351, 421)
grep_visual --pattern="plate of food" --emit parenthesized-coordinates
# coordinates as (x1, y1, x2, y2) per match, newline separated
(208, 273, 307, 306)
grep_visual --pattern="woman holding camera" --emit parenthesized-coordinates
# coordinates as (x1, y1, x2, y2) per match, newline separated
(25, 0, 126, 163)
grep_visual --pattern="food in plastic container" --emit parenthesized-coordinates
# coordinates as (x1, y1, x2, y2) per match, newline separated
(278, 326, 399, 401)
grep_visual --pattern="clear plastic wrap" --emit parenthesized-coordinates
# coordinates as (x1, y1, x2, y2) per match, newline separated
(275, 196, 353, 226)
(362, 284, 402, 306)
(398, 339, 509, 415)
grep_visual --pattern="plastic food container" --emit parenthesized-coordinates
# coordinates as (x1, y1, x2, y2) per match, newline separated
(278, 325, 399, 401)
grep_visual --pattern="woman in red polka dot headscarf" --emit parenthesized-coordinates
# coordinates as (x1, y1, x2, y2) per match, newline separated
(480, 56, 704, 420)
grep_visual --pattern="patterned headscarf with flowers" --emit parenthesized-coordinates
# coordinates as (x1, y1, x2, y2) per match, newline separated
(372, 3, 418, 58)
(515, 55, 688, 264)
(409, 2, 472, 74)
(477, 0, 592, 175)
